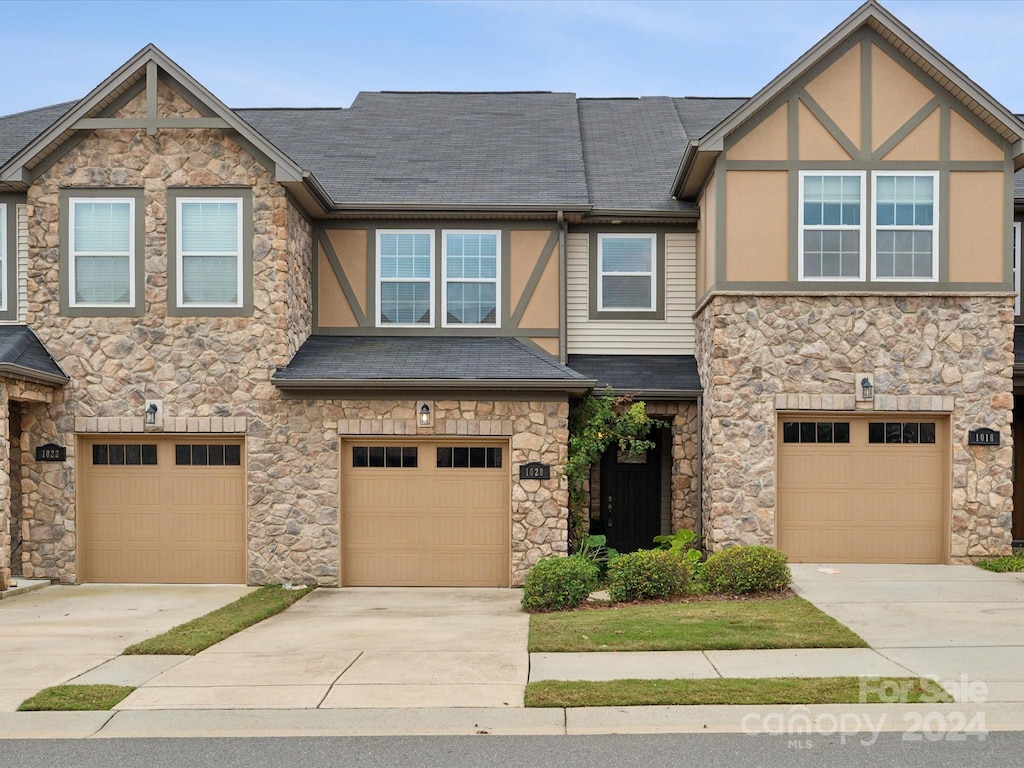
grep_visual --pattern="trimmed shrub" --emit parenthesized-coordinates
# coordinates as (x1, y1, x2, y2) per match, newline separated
(701, 545, 791, 595)
(606, 549, 691, 603)
(521, 556, 600, 612)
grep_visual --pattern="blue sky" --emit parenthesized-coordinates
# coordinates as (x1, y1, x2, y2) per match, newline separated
(1, 0, 1021, 115)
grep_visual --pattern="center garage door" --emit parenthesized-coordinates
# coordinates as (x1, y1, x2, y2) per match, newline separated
(776, 417, 948, 563)
(341, 440, 510, 587)
(78, 437, 246, 583)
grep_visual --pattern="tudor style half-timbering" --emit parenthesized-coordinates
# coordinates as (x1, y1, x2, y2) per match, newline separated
(1, 1, 1023, 592)
(677, 3, 1023, 562)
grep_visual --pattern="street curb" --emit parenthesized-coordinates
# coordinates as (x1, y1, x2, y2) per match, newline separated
(1, 703, 1023, 739)
(0, 581, 50, 601)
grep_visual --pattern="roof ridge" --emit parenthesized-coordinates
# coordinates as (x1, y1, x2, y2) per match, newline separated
(0, 101, 76, 121)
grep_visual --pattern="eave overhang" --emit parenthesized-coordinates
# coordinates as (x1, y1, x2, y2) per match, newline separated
(671, 0, 1024, 197)
(0, 363, 68, 387)
(271, 376, 597, 397)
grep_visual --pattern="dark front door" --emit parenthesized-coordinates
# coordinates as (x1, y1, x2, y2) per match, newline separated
(598, 435, 662, 553)
(1014, 397, 1024, 542)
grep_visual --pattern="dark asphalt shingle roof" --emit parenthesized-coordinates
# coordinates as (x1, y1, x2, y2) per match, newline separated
(244, 92, 591, 207)
(674, 97, 747, 141)
(0, 325, 68, 383)
(275, 335, 591, 385)
(0, 102, 75, 166)
(567, 354, 701, 396)
(577, 97, 692, 213)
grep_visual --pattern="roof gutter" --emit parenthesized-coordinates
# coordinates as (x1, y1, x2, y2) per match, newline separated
(271, 376, 598, 397)
(325, 201, 593, 214)
(0, 363, 69, 387)
(670, 140, 699, 199)
(598, 388, 702, 401)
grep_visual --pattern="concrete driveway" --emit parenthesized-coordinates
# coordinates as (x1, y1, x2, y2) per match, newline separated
(0, 584, 252, 711)
(791, 563, 1024, 702)
(116, 587, 529, 710)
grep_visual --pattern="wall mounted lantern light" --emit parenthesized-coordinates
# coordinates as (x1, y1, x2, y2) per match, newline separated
(418, 402, 432, 427)
(860, 377, 874, 401)
(145, 402, 159, 426)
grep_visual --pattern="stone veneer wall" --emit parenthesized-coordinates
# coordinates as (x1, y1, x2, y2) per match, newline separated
(20, 81, 323, 583)
(695, 294, 1014, 560)
(645, 401, 700, 534)
(334, 398, 570, 585)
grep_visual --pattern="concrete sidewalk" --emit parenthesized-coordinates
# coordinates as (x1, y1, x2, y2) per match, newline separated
(789, 564, 1024, 703)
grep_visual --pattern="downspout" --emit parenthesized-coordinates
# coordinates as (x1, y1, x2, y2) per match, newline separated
(558, 210, 568, 364)
(695, 393, 704, 550)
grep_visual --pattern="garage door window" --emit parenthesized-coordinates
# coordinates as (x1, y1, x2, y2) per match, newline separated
(781, 422, 850, 444)
(92, 443, 158, 465)
(352, 446, 418, 468)
(436, 446, 502, 468)
(175, 444, 242, 466)
(868, 422, 936, 444)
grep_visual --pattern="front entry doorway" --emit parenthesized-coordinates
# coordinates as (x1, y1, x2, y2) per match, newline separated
(595, 434, 663, 553)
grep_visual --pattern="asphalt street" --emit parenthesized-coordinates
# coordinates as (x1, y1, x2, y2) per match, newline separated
(0, 732, 1020, 768)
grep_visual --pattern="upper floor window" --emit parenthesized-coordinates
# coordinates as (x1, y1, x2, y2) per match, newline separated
(0, 203, 7, 314)
(799, 172, 864, 280)
(872, 173, 937, 282)
(176, 197, 244, 308)
(377, 230, 434, 326)
(167, 188, 252, 317)
(597, 234, 656, 312)
(443, 230, 499, 326)
(69, 197, 136, 307)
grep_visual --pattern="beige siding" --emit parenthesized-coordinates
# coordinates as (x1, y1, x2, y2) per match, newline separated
(566, 231, 696, 354)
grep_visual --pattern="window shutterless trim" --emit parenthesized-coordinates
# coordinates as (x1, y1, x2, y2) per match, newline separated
(870, 171, 939, 283)
(0, 195, 20, 322)
(166, 188, 254, 318)
(375, 229, 435, 328)
(174, 196, 244, 309)
(441, 229, 500, 328)
(596, 232, 657, 313)
(1014, 221, 1021, 316)
(0, 203, 7, 314)
(58, 189, 145, 318)
(797, 170, 866, 282)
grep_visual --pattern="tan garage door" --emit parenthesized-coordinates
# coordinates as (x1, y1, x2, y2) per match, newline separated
(777, 417, 948, 563)
(79, 438, 246, 583)
(341, 440, 510, 586)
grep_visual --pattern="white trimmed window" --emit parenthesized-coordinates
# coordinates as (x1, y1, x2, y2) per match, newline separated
(443, 230, 499, 326)
(1014, 221, 1021, 315)
(872, 172, 938, 282)
(799, 172, 865, 280)
(69, 198, 135, 306)
(176, 197, 243, 307)
(0, 203, 6, 312)
(377, 230, 434, 326)
(597, 234, 656, 311)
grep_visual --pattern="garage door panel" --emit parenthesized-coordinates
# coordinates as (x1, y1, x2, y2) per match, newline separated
(81, 439, 246, 584)
(342, 440, 510, 587)
(777, 418, 947, 564)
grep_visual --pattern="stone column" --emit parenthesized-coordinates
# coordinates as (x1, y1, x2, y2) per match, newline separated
(0, 381, 10, 590)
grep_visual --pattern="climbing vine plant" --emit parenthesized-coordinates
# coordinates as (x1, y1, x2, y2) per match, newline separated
(566, 389, 664, 548)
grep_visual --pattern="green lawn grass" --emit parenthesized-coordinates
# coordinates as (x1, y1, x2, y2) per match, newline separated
(529, 596, 866, 652)
(525, 677, 951, 707)
(124, 585, 314, 655)
(18, 685, 135, 711)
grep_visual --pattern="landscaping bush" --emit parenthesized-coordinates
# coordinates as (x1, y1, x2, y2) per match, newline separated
(975, 553, 1024, 573)
(701, 545, 791, 595)
(606, 549, 691, 603)
(521, 556, 600, 612)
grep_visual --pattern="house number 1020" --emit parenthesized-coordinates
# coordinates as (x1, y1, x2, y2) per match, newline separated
(519, 462, 551, 480)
